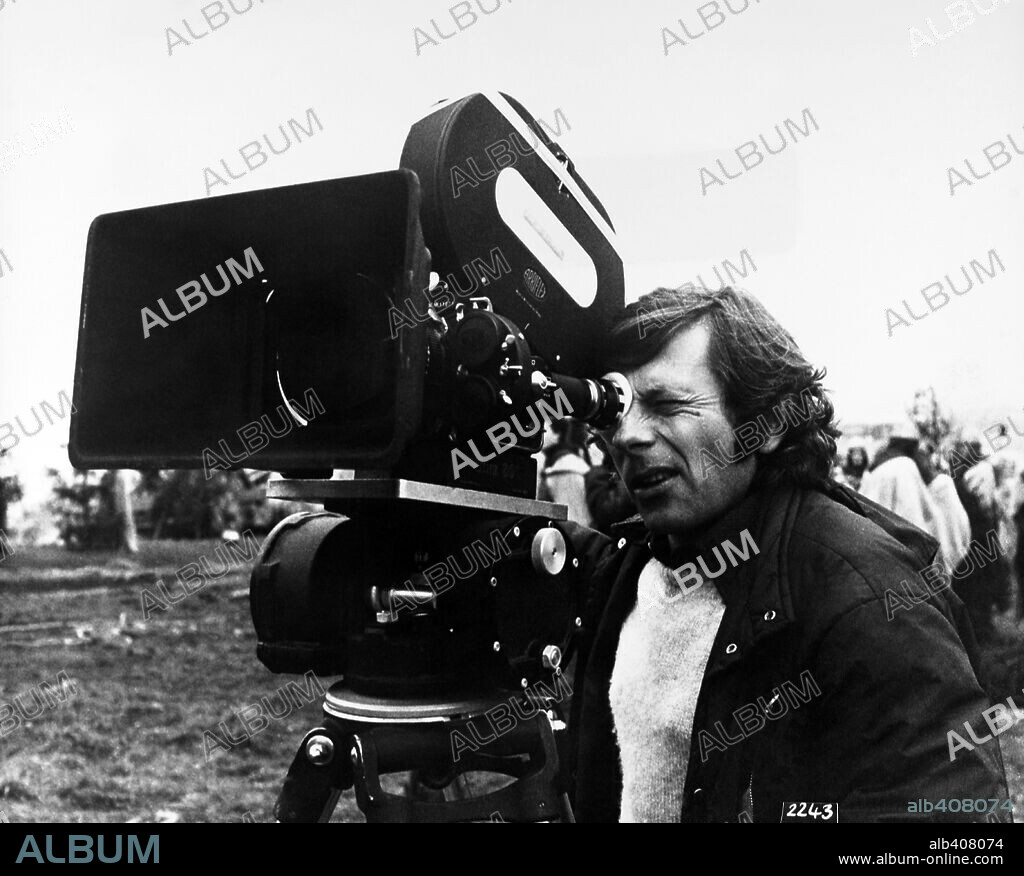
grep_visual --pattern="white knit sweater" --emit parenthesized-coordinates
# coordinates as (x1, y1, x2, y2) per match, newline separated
(608, 557, 727, 822)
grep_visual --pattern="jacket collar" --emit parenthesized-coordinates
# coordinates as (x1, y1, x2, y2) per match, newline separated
(607, 478, 940, 683)
(611, 486, 774, 607)
(592, 485, 805, 693)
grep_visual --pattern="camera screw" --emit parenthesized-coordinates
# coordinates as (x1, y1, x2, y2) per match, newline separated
(520, 678, 529, 689)
(493, 641, 501, 652)
(574, 617, 582, 628)
(489, 576, 498, 587)
(498, 357, 523, 377)
(572, 557, 579, 568)
(306, 735, 334, 766)
(513, 526, 520, 537)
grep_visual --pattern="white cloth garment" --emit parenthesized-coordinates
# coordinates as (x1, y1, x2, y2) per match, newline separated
(860, 457, 968, 573)
(609, 557, 726, 822)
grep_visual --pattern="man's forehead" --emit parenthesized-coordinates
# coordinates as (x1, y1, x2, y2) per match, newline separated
(626, 322, 719, 395)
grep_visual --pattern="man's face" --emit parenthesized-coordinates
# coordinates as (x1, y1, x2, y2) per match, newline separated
(604, 321, 757, 537)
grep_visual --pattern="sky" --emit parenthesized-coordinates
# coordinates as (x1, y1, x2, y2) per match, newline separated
(1, 0, 1023, 503)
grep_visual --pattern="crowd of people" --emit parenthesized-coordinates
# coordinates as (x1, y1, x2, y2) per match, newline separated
(835, 430, 1022, 643)
(536, 419, 1022, 645)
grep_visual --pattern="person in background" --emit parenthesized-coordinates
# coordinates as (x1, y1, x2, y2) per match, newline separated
(951, 439, 1012, 642)
(585, 445, 637, 535)
(1014, 471, 1024, 620)
(987, 424, 1020, 517)
(916, 442, 971, 575)
(860, 435, 969, 574)
(538, 420, 593, 526)
(841, 444, 869, 491)
(987, 425, 1023, 616)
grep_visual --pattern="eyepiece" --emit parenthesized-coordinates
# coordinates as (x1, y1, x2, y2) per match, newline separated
(543, 371, 632, 429)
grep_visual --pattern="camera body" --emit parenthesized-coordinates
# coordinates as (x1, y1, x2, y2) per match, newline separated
(70, 92, 626, 700)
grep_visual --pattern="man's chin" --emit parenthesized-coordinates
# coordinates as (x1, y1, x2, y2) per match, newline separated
(635, 504, 689, 534)
(633, 483, 713, 534)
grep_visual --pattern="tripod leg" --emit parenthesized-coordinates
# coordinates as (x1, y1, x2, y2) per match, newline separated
(559, 792, 576, 823)
(275, 727, 350, 823)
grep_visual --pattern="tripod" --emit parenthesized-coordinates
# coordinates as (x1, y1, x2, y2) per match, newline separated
(257, 477, 581, 823)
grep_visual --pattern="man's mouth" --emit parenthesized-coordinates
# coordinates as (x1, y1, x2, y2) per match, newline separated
(627, 467, 680, 495)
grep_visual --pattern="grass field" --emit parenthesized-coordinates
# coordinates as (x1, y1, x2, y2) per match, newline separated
(0, 540, 1022, 823)
(0, 542, 366, 823)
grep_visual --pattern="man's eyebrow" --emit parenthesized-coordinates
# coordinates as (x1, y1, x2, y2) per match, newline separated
(636, 385, 701, 402)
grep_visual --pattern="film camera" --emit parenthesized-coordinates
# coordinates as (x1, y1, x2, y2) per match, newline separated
(70, 93, 630, 822)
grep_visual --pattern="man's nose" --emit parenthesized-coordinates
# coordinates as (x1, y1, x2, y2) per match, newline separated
(610, 402, 655, 453)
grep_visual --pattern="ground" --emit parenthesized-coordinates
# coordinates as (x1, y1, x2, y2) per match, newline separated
(0, 540, 1022, 823)
(0, 541, 361, 823)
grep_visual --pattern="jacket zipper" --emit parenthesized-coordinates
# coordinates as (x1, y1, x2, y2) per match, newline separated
(745, 772, 755, 823)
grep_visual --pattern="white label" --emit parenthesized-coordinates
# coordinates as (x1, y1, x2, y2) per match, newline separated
(495, 168, 598, 308)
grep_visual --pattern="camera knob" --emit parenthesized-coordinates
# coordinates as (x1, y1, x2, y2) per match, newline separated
(541, 645, 562, 671)
(306, 734, 334, 766)
(530, 527, 567, 576)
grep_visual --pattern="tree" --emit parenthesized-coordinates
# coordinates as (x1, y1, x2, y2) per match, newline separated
(108, 470, 139, 554)
(49, 469, 122, 550)
(909, 387, 954, 452)
(146, 470, 245, 539)
(0, 447, 23, 534)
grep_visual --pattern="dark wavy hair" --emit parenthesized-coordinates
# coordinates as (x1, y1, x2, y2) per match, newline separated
(601, 285, 839, 489)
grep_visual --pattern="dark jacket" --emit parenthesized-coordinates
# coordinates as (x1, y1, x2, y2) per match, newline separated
(565, 479, 1008, 823)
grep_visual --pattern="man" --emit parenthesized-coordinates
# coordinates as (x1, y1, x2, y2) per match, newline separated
(566, 285, 1008, 823)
